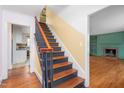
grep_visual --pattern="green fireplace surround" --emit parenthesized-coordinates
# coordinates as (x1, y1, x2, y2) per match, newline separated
(90, 31, 124, 59)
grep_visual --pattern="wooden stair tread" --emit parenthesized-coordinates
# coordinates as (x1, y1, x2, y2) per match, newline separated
(52, 46, 61, 49)
(46, 34, 53, 36)
(49, 69, 77, 82)
(52, 46, 60, 48)
(56, 77, 84, 88)
(48, 38, 55, 40)
(49, 42, 58, 44)
(53, 56, 68, 60)
(53, 62, 72, 69)
(53, 51, 64, 53)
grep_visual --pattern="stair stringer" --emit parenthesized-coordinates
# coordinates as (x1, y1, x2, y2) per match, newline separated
(47, 24, 85, 79)
(34, 37, 43, 85)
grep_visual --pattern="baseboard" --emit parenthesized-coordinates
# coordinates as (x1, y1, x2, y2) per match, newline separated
(0, 74, 2, 85)
(0, 79, 2, 85)
(34, 70, 42, 84)
(47, 24, 85, 79)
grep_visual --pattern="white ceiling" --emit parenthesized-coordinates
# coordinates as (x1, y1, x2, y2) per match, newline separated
(48, 5, 69, 13)
(90, 5, 124, 35)
(0, 5, 44, 16)
(48, 5, 108, 15)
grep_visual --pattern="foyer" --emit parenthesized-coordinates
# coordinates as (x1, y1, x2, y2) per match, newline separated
(0, 5, 107, 88)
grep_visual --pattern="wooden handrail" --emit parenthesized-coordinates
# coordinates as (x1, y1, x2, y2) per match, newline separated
(35, 17, 53, 51)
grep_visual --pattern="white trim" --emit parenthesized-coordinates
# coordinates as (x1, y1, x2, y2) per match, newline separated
(0, 77, 2, 85)
(84, 16, 90, 87)
(47, 24, 85, 79)
(34, 70, 42, 84)
(1, 10, 35, 81)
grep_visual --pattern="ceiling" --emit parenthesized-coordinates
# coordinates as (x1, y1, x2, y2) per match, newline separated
(48, 5, 69, 13)
(0, 5, 44, 16)
(90, 5, 124, 35)
(48, 5, 108, 15)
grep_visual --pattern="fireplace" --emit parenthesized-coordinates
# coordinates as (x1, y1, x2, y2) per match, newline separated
(104, 48, 117, 57)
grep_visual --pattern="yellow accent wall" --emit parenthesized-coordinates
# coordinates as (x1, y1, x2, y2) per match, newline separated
(46, 8, 85, 69)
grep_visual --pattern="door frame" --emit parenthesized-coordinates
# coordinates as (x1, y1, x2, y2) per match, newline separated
(10, 24, 31, 69)
(1, 11, 35, 81)
(5, 22, 33, 78)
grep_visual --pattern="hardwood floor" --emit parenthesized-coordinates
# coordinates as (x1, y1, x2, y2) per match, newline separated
(90, 56, 124, 88)
(0, 66, 42, 88)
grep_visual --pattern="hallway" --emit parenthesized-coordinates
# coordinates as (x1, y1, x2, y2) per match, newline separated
(0, 66, 42, 88)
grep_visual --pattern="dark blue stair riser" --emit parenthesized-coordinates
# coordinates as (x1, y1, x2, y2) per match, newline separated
(53, 52, 64, 57)
(45, 26, 50, 29)
(49, 71, 77, 87)
(44, 28, 50, 30)
(46, 35, 54, 38)
(53, 47, 61, 51)
(48, 39, 56, 42)
(44, 30, 51, 33)
(53, 57, 68, 64)
(40, 51, 64, 57)
(51, 45, 59, 47)
(53, 64, 72, 74)
(40, 57, 68, 64)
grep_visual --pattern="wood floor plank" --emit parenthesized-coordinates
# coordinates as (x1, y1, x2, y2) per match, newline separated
(90, 56, 124, 88)
(0, 66, 42, 88)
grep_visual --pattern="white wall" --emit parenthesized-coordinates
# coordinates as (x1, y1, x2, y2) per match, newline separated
(0, 8, 3, 84)
(1, 5, 44, 17)
(2, 10, 35, 80)
(90, 5, 124, 35)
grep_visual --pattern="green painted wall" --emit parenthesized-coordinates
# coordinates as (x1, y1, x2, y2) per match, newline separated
(90, 32, 124, 59)
(90, 36, 97, 56)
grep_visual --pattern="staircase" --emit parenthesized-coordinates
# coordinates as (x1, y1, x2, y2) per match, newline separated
(38, 22, 85, 88)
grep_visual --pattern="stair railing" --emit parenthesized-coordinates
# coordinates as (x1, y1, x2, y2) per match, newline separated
(35, 17, 53, 88)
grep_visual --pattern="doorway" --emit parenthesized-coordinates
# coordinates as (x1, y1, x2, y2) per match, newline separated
(11, 24, 30, 69)
(89, 5, 124, 88)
